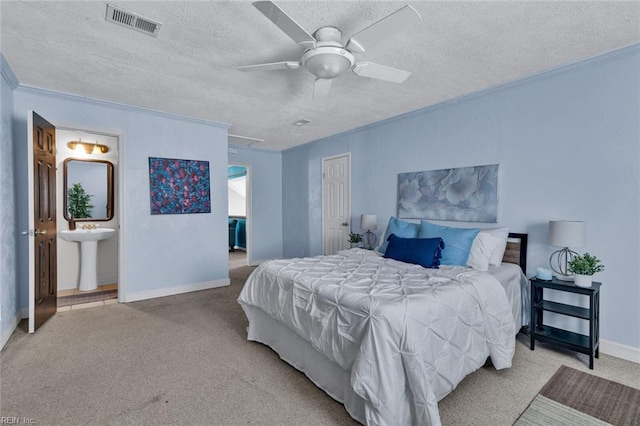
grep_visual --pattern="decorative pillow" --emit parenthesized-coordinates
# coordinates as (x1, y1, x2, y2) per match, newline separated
(418, 221, 480, 266)
(467, 232, 501, 271)
(378, 217, 420, 254)
(479, 227, 510, 266)
(384, 234, 444, 269)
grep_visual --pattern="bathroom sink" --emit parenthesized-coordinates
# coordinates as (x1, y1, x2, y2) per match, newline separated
(60, 228, 116, 291)
(60, 228, 116, 242)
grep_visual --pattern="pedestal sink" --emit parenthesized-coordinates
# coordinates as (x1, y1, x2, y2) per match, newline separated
(60, 228, 116, 291)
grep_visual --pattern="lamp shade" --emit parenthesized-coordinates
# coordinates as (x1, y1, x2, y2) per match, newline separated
(360, 214, 377, 231)
(548, 221, 585, 247)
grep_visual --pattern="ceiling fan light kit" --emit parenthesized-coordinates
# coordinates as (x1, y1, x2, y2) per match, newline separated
(302, 46, 354, 79)
(239, 1, 422, 97)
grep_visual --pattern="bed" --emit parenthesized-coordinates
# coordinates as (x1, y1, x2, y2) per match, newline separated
(238, 233, 528, 426)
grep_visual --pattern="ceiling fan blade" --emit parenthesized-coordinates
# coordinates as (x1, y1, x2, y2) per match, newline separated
(253, 1, 316, 48)
(352, 62, 411, 83)
(238, 61, 300, 72)
(346, 5, 422, 53)
(313, 78, 332, 98)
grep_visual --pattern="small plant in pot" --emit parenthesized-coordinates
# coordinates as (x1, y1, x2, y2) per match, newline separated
(348, 232, 363, 248)
(568, 252, 604, 288)
(67, 183, 94, 230)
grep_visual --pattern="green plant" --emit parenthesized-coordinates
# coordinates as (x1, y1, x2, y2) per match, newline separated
(67, 183, 94, 219)
(348, 232, 363, 244)
(568, 252, 605, 276)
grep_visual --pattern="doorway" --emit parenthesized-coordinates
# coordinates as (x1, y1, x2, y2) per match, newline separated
(55, 128, 119, 310)
(228, 164, 251, 269)
(26, 111, 122, 334)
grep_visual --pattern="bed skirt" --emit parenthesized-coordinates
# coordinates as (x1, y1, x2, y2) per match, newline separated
(244, 305, 366, 424)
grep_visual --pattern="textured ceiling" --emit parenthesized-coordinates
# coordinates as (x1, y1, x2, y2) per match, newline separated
(2, 1, 639, 151)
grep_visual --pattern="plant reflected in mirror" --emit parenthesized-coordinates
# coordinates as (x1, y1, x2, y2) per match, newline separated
(67, 183, 94, 219)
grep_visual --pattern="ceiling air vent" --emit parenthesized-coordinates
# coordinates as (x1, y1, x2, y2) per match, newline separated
(105, 4, 161, 37)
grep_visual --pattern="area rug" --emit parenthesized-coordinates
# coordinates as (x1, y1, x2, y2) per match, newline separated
(57, 289, 118, 307)
(515, 365, 640, 425)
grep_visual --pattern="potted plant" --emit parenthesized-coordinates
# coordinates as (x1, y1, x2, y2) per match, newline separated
(67, 183, 94, 223)
(568, 252, 605, 288)
(348, 232, 363, 249)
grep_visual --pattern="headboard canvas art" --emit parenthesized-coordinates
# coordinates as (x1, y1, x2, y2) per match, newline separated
(398, 164, 499, 223)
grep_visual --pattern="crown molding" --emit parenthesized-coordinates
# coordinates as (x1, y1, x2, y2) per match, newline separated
(288, 42, 640, 152)
(14, 84, 232, 130)
(1, 54, 19, 90)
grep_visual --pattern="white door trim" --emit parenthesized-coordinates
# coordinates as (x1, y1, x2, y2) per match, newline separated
(228, 162, 252, 266)
(321, 152, 351, 255)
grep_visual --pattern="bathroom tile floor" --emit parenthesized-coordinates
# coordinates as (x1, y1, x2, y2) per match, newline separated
(57, 284, 118, 311)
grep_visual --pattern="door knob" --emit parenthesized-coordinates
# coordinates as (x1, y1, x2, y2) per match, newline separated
(341, 222, 349, 227)
(34, 229, 48, 236)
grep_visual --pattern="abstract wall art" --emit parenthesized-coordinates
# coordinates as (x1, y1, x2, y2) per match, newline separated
(149, 157, 211, 215)
(397, 164, 499, 222)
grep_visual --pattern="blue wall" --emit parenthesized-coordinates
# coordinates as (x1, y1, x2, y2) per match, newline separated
(13, 86, 231, 305)
(229, 146, 283, 263)
(282, 45, 640, 349)
(1, 55, 285, 346)
(0, 56, 19, 348)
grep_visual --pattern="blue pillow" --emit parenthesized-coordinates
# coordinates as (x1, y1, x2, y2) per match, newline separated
(384, 235, 444, 269)
(378, 217, 420, 254)
(418, 221, 480, 266)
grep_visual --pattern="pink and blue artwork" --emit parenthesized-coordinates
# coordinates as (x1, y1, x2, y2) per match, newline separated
(149, 157, 211, 215)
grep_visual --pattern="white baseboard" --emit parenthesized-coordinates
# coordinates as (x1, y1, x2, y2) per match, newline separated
(1, 310, 22, 350)
(123, 278, 230, 303)
(21, 307, 29, 319)
(600, 339, 640, 364)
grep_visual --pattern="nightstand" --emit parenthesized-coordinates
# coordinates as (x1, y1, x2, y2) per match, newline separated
(529, 277, 601, 369)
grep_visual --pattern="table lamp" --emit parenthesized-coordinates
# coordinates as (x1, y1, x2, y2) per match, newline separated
(360, 214, 378, 250)
(548, 220, 585, 280)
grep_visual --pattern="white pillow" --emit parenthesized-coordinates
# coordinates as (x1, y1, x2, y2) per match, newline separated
(467, 232, 501, 271)
(481, 227, 510, 266)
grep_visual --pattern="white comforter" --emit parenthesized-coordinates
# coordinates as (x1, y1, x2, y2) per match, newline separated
(238, 249, 516, 426)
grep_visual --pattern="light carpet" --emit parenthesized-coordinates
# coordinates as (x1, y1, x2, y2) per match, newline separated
(1, 265, 638, 425)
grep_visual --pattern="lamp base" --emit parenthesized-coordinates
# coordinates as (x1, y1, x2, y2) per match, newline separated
(549, 247, 578, 280)
(362, 231, 378, 250)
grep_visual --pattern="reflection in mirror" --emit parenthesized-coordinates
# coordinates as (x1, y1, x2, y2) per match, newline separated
(63, 158, 114, 222)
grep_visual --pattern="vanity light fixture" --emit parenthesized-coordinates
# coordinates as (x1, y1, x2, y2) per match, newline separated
(67, 139, 109, 154)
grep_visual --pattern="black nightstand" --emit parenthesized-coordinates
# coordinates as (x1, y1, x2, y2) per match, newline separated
(529, 277, 601, 369)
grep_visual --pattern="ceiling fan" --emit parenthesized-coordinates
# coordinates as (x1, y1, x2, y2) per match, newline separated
(238, 1, 422, 98)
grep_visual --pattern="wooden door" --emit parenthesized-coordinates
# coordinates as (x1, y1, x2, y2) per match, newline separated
(322, 153, 351, 255)
(30, 112, 57, 331)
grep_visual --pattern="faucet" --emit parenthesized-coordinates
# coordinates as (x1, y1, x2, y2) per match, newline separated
(81, 224, 98, 230)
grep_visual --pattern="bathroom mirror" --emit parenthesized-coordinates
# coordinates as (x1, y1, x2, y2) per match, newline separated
(63, 158, 114, 222)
